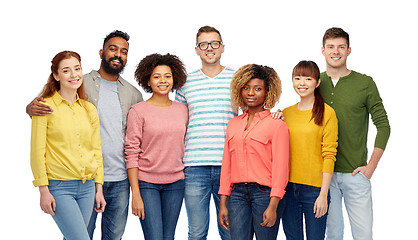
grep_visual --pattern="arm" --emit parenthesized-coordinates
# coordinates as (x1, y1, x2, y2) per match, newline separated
(94, 183, 106, 213)
(352, 147, 384, 179)
(26, 97, 53, 117)
(218, 195, 230, 230)
(260, 196, 280, 227)
(313, 172, 332, 218)
(39, 185, 56, 216)
(352, 80, 389, 179)
(124, 106, 145, 219)
(127, 168, 144, 220)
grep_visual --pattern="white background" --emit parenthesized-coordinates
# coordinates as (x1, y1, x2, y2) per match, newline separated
(2, 0, 416, 239)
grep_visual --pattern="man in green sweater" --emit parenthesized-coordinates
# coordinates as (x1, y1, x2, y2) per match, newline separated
(319, 27, 390, 240)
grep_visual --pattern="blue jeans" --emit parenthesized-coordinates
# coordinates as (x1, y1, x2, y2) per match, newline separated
(87, 178, 130, 240)
(48, 180, 95, 240)
(282, 182, 330, 240)
(138, 179, 185, 240)
(326, 172, 373, 240)
(184, 166, 231, 240)
(227, 183, 284, 240)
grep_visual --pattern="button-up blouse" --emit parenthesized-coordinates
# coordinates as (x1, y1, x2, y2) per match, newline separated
(31, 91, 104, 187)
(219, 110, 289, 198)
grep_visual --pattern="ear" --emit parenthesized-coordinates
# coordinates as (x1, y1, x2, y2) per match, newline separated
(316, 78, 321, 88)
(347, 47, 352, 56)
(195, 46, 199, 56)
(321, 46, 325, 56)
(53, 73, 59, 81)
(99, 49, 103, 59)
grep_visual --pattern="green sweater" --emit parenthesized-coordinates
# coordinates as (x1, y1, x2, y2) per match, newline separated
(320, 71, 390, 173)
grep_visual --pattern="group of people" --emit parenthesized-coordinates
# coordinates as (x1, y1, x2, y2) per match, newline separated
(28, 25, 390, 240)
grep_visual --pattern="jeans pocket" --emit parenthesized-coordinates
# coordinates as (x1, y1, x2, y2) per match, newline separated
(256, 184, 271, 193)
(358, 172, 371, 181)
(48, 180, 62, 189)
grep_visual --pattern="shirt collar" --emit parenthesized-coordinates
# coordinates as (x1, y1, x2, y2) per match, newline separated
(240, 109, 271, 120)
(90, 70, 124, 86)
(52, 91, 82, 107)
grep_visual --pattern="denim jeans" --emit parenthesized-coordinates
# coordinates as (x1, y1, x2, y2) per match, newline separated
(184, 166, 231, 240)
(227, 183, 284, 240)
(48, 180, 95, 240)
(282, 182, 330, 240)
(87, 178, 130, 240)
(138, 179, 185, 240)
(326, 172, 373, 240)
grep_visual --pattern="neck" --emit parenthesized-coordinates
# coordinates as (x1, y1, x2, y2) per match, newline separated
(98, 67, 119, 81)
(201, 63, 225, 78)
(326, 65, 351, 80)
(146, 93, 172, 107)
(58, 89, 77, 104)
(298, 95, 315, 110)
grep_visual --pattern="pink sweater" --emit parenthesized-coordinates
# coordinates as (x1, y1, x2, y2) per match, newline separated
(124, 101, 188, 184)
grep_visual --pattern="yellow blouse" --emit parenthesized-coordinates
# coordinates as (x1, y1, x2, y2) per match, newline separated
(283, 103, 338, 188)
(30, 91, 104, 187)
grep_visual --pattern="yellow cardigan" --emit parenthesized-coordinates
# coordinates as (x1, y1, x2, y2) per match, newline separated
(30, 91, 104, 187)
(283, 103, 338, 188)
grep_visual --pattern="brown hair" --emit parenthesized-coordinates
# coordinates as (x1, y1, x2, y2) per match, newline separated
(231, 64, 281, 110)
(292, 60, 324, 126)
(39, 51, 87, 100)
(135, 53, 187, 93)
(322, 27, 350, 47)
(196, 26, 222, 45)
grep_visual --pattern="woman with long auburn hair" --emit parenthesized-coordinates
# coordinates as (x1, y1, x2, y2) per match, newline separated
(282, 60, 338, 240)
(30, 51, 105, 240)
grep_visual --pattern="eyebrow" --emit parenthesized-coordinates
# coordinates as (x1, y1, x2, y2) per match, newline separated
(108, 44, 128, 51)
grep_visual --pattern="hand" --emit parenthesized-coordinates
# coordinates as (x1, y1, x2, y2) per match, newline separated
(26, 97, 53, 117)
(39, 186, 56, 216)
(352, 164, 375, 179)
(131, 193, 145, 220)
(271, 109, 284, 120)
(260, 205, 277, 227)
(94, 184, 106, 213)
(313, 194, 328, 218)
(218, 205, 230, 230)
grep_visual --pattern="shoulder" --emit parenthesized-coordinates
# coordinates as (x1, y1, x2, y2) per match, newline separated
(172, 101, 188, 110)
(283, 104, 297, 114)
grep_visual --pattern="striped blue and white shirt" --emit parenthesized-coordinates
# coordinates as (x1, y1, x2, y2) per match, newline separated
(175, 67, 236, 166)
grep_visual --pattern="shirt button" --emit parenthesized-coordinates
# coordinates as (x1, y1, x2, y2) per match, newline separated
(331, 92, 334, 95)
(330, 101, 334, 104)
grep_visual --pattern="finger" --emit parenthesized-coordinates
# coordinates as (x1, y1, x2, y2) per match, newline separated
(352, 167, 361, 175)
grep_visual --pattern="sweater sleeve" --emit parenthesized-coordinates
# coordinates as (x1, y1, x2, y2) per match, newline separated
(124, 107, 144, 169)
(271, 121, 289, 198)
(321, 107, 338, 174)
(367, 79, 390, 150)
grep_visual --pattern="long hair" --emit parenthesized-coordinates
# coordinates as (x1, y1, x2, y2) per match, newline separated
(39, 51, 87, 100)
(231, 64, 281, 110)
(292, 60, 324, 126)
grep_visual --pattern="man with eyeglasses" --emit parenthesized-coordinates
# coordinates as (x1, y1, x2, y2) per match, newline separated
(175, 26, 234, 240)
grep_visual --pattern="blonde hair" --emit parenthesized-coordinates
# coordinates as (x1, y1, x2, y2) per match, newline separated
(230, 64, 281, 110)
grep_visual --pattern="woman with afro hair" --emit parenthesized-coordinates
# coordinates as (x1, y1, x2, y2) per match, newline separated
(124, 53, 188, 239)
(218, 64, 289, 239)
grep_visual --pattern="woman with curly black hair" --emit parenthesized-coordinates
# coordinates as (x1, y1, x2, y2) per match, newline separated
(218, 64, 289, 240)
(124, 53, 188, 239)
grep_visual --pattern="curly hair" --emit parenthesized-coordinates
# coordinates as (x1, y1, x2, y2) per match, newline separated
(134, 53, 187, 93)
(231, 64, 281, 110)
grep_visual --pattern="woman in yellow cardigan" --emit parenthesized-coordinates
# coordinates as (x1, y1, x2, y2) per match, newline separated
(282, 60, 338, 240)
(30, 51, 105, 240)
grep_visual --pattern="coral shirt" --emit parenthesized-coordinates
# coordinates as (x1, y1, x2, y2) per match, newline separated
(219, 110, 289, 198)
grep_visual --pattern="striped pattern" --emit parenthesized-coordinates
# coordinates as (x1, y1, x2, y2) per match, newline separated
(175, 68, 236, 166)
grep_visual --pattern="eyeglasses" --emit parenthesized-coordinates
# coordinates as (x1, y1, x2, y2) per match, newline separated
(196, 41, 223, 50)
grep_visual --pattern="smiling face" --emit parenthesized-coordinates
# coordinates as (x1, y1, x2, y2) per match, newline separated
(321, 37, 351, 70)
(100, 37, 128, 75)
(242, 78, 266, 112)
(195, 32, 224, 66)
(292, 75, 320, 99)
(53, 57, 83, 92)
(148, 65, 173, 96)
